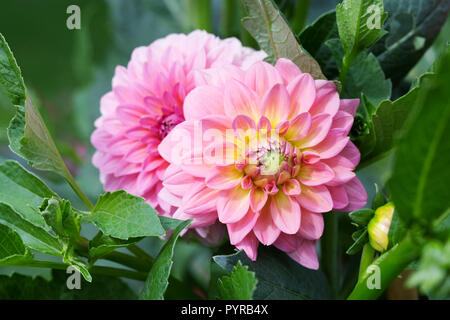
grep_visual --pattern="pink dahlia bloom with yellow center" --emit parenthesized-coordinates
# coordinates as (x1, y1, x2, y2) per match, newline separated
(158, 58, 367, 269)
(91, 31, 265, 214)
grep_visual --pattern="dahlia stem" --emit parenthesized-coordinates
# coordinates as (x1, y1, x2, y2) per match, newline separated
(291, 0, 310, 34)
(339, 52, 357, 95)
(63, 165, 94, 211)
(347, 233, 421, 300)
(13, 260, 147, 281)
(322, 212, 340, 298)
(358, 243, 375, 280)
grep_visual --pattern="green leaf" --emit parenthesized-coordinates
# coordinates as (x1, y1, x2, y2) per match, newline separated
(372, 0, 450, 82)
(0, 33, 25, 106)
(372, 183, 387, 209)
(0, 270, 137, 300)
(360, 73, 434, 164)
(241, 0, 326, 79)
(88, 233, 141, 262)
(0, 224, 33, 266)
(139, 219, 191, 300)
(0, 33, 71, 180)
(40, 198, 81, 241)
(218, 261, 258, 300)
(349, 208, 375, 226)
(0, 160, 56, 228)
(214, 246, 331, 299)
(387, 208, 407, 249)
(346, 229, 369, 255)
(299, 11, 340, 78)
(88, 191, 165, 240)
(344, 52, 392, 106)
(336, 0, 388, 56)
(390, 53, 450, 225)
(0, 202, 62, 256)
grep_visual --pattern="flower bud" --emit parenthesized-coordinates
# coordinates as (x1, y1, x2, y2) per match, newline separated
(368, 202, 394, 252)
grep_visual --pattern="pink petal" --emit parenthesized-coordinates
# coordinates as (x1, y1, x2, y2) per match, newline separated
(298, 162, 335, 186)
(340, 141, 361, 167)
(244, 61, 283, 97)
(288, 239, 319, 270)
(284, 112, 312, 141)
(232, 115, 257, 140)
(250, 188, 268, 212)
(224, 79, 261, 121)
(339, 99, 360, 116)
(205, 165, 243, 190)
(217, 187, 251, 223)
(182, 183, 220, 215)
(235, 232, 259, 261)
(309, 80, 339, 117)
(275, 58, 303, 84)
(328, 185, 349, 210)
(323, 155, 356, 186)
(297, 185, 333, 213)
(253, 205, 281, 245)
(287, 73, 316, 118)
(273, 233, 297, 253)
(261, 84, 290, 126)
(297, 209, 324, 240)
(331, 111, 354, 135)
(341, 177, 367, 212)
(227, 210, 259, 245)
(270, 192, 301, 234)
(308, 129, 349, 159)
(296, 113, 332, 148)
(283, 179, 302, 196)
(183, 86, 225, 120)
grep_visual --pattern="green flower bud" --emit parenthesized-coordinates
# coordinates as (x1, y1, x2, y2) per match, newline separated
(368, 202, 394, 252)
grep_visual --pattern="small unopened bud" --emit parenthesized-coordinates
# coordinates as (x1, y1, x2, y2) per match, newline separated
(368, 202, 394, 252)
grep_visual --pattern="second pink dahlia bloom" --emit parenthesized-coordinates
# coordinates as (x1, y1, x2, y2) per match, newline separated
(91, 30, 265, 214)
(158, 58, 367, 269)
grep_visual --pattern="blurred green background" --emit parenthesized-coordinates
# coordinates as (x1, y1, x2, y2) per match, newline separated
(0, 0, 448, 297)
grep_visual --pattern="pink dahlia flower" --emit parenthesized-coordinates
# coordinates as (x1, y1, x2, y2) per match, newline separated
(91, 30, 265, 215)
(158, 58, 367, 269)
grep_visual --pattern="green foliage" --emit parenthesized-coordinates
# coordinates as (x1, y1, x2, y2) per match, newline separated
(140, 219, 191, 300)
(336, 0, 387, 57)
(0, 270, 136, 300)
(346, 229, 369, 255)
(214, 246, 331, 299)
(0, 224, 32, 266)
(0, 202, 62, 256)
(389, 53, 450, 226)
(407, 239, 450, 299)
(88, 234, 141, 262)
(88, 191, 165, 240)
(0, 160, 56, 227)
(241, 0, 326, 79)
(372, 0, 450, 83)
(349, 208, 375, 227)
(218, 261, 258, 300)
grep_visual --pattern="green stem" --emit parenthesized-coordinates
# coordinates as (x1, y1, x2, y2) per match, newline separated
(127, 244, 155, 266)
(14, 260, 147, 281)
(359, 243, 375, 280)
(63, 167, 94, 211)
(291, 0, 310, 34)
(339, 52, 356, 95)
(187, 0, 212, 32)
(347, 233, 421, 300)
(322, 212, 339, 298)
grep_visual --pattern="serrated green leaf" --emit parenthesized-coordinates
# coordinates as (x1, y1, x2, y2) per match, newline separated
(299, 11, 340, 79)
(88, 233, 141, 262)
(349, 208, 375, 226)
(336, 0, 388, 56)
(241, 0, 326, 79)
(359, 73, 434, 164)
(372, 0, 450, 82)
(40, 198, 81, 241)
(0, 33, 72, 181)
(390, 53, 450, 225)
(218, 261, 258, 300)
(0, 33, 25, 106)
(0, 270, 136, 300)
(139, 219, 191, 300)
(88, 191, 165, 240)
(0, 202, 61, 256)
(214, 246, 331, 299)
(0, 160, 56, 228)
(0, 223, 33, 266)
